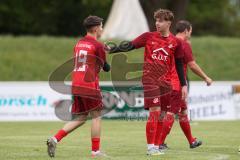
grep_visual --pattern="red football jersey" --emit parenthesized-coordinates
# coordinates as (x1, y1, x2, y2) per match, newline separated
(181, 40, 194, 78)
(131, 32, 184, 91)
(72, 35, 106, 95)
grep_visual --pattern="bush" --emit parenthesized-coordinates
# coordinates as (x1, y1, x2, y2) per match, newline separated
(0, 0, 113, 36)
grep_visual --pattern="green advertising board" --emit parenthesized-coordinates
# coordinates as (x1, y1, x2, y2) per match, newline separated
(100, 83, 148, 120)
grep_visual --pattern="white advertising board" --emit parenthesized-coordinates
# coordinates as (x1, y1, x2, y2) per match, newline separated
(0, 82, 239, 121)
(0, 82, 70, 121)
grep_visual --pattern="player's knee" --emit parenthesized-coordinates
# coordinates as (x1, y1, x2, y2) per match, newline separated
(180, 109, 188, 115)
(92, 116, 101, 122)
(75, 114, 88, 123)
(90, 110, 102, 119)
(160, 111, 166, 120)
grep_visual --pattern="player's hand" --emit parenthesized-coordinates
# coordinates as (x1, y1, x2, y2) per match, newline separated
(104, 42, 118, 54)
(205, 77, 212, 86)
(104, 43, 111, 52)
(103, 62, 111, 72)
(181, 85, 188, 101)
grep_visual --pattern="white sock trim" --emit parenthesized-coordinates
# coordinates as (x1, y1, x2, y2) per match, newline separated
(154, 145, 159, 149)
(52, 137, 58, 143)
(147, 144, 154, 150)
(92, 150, 100, 155)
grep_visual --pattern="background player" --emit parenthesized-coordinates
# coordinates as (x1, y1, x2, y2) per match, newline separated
(46, 15, 110, 158)
(175, 20, 212, 148)
(109, 9, 188, 156)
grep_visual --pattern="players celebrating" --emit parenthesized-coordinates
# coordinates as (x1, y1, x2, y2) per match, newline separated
(46, 15, 110, 158)
(46, 9, 213, 158)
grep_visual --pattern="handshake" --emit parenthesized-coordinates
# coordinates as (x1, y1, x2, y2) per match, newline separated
(104, 41, 135, 54)
(102, 41, 135, 72)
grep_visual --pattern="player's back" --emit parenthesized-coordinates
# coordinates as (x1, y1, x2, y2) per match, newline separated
(72, 35, 105, 89)
(180, 39, 194, 79)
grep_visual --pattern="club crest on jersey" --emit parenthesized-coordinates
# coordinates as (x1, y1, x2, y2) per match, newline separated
(153, 98, 159, 104)
(168, 44, 173, 48)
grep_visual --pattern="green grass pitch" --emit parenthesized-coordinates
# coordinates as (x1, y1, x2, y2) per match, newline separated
(0, 120, 240, 160)
(0, 36, 240, 81)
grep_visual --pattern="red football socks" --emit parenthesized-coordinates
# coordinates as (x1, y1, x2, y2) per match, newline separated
(179, 114, 195, 144)
(54, 129, 68, 142)
(146, 111, 160, 144)
(91, 138, 100, 152)
(154, 117, 163, 146)
(158, 113, 174, 145)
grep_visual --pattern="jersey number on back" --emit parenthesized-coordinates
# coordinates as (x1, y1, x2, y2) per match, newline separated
(74, 50, 87, 72)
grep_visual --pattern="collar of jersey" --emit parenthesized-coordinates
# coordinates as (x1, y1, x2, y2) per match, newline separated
(85, 35, 97, 40)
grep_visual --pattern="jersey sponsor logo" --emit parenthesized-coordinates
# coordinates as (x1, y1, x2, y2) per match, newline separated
(152, 47, 169, 62)
(153, 48, 169, 55)
(152, 53, 168, 62)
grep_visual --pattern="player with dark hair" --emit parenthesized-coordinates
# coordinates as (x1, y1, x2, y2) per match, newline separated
(46, 15, 110, 158)
(108, 9, 188, 155)
(167, 20, 212, 148)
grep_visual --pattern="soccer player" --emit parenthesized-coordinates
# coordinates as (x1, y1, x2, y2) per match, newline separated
(46, 15, 110, 158)
(109, 9, 187, 155)
(154, 21, 214, 151)
(167, 20, 212, 148)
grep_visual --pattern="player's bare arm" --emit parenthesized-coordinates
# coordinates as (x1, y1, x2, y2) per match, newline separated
(187, 61, 212, 86)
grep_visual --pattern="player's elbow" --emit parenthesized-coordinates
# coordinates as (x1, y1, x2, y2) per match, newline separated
(188, 61, 197, 70)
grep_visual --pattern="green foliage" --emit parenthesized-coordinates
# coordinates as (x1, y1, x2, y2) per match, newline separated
(0, 0, 113, 36)
(186, 0, 240, 36)
(0, 0, 240, 36)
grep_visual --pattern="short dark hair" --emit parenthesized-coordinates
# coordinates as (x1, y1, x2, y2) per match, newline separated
(83, 15, 103, 31)
(176, 20, 192, 33)
(154, 9, 174, 22)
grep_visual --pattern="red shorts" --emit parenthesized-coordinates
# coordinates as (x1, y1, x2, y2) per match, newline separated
(143, 82, 172, 110)
(144, 93, 171, 111)
(71, 81, 103, 115)
(169, 91, 187, 114)
(71, 95, 103, 115)
(142, 70, 172, 110)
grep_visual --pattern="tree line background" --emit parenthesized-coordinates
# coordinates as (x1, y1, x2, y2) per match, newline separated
(0, 0, 240, 37)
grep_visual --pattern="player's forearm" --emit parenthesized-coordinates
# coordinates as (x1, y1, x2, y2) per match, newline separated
(175, 58, 187, 86)
(188, 61, 208, 80)
(108, 41, 135, 54)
